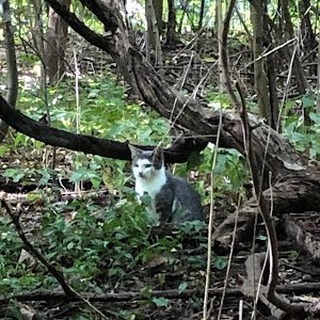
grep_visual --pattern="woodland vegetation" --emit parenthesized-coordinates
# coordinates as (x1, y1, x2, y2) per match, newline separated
(0, 0, 320, 319)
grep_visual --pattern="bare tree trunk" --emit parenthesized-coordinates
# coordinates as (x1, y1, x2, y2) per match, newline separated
(264, 18, 280, 131)
(281, 0, 309, 94)
(299, 0, 317, 75)
(214, 0, 219, 32)
(217, 0, 226, 92)
(45, 0, 71, 84)
(166, 0, 176, 47)
(145, 0, 162, 66)
(198, 0, 205, 30)
(278, 0, 310, 126)
(251, 0, 273, 126)
(0, 0, 18, 142)
(153, 0, 163, 34)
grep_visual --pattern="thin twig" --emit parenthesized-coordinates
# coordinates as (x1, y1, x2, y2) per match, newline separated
(202, 106, 223, 320)
(236, 85, 306, 316)
(217, 194, 242, 320)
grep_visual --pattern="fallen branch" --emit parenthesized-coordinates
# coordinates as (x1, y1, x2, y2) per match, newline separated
(1, 282, 320, 304)
(0, 95, 207, 163)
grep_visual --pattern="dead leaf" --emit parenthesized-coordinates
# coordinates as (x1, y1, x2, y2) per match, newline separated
(144, 255, 168, 269)
(18, 303, 36, 320)
(17, 249, 35, 267)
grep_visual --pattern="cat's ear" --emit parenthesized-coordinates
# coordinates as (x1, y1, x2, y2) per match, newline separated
(128, 144, 142, 158)
(152, 146, 164, 164)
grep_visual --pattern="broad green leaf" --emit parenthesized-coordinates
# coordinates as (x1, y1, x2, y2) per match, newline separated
(140, 193, 152, 206)
(309, 112, 320, 124)
(178, 282, 187, 293)
(152, 297, 169, 308)
(214, 256, 228, 270)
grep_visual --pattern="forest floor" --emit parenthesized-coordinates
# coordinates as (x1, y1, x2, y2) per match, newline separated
(1, 38, 320, 319)
(1, 146, 320, 319)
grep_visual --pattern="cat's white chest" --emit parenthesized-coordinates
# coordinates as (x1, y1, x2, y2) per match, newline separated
(135, 170, 167, 201)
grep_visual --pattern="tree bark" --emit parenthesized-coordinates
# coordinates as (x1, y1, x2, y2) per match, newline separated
(166, 0, 176, 47)
(45, 0, 71, 83)
(198, 0, 205, 30)
(145, 0, 162, 65)
(0, 0, 18, 142)
(153, 0, 163, 34)
(280, 0, 309, 94)
(250, 0, 273, 127)
(299, 0, 317, 75)
(0, 96, 206, 164)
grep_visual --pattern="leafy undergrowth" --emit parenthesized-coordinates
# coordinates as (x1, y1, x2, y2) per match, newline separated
(1, 65, 320, 318)
(0, 70, 249, 319)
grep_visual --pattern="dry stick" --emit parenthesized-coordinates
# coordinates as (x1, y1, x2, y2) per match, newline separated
(0, 199, 109, 320)
(239, 299, 243, 320)
(1, 199, 76, 297)
(202, 108, 223, 320)
(169, 51, 194, 127)
(317, 37, 320, 113)
(237, 81, 305, 316)
(239, 38, 296, 74)
(212, 1, 241, 318)
(217, 194, 242, 320)
(74, 49, 81, 194)
(277, 42, 298, 132)
(167, 56, 218, 136)
(248, 107, 273, 320)
(220, 0, 241, 111)
(219, 0, 306, 316)
(250, 172, 273, 320)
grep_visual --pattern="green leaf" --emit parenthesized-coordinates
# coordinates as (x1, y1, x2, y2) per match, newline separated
(309, 112, 320, 124)
(91, 176, 101, 189)
(302, 94, 315, 109)
(140, 193, 152, 206)
(67, 242, 74, 250)
(178, 282, 187, 293)
(214, 256, 228, 270)
(3, 168, 25, 182)
(152, 297, 169, 308)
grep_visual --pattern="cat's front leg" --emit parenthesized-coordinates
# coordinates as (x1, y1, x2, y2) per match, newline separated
(155, 188, 174, 223)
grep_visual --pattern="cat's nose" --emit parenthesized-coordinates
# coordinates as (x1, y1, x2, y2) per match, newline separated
(139, 172, 145, 178)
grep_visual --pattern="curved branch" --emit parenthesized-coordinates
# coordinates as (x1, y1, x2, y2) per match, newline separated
(45, 0, 115, 54)
(0, 95, 206, 163)
(78, 0, 119, 34)
(45, 0, 306, 178)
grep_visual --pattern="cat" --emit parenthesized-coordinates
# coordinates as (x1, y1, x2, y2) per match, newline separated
(129, 144, 204, 224)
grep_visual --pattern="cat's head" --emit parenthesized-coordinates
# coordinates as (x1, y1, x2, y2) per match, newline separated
(128, 145, 164, 179)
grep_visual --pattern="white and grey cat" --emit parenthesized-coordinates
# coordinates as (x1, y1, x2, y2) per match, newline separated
(129, 145, 204, 223)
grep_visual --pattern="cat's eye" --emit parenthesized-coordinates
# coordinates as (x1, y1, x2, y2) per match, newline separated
(133, 164, 139, 167)
(145, 164, 152, 168)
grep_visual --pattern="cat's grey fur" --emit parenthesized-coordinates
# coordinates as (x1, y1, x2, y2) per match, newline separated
(129, 145, 204, 223)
